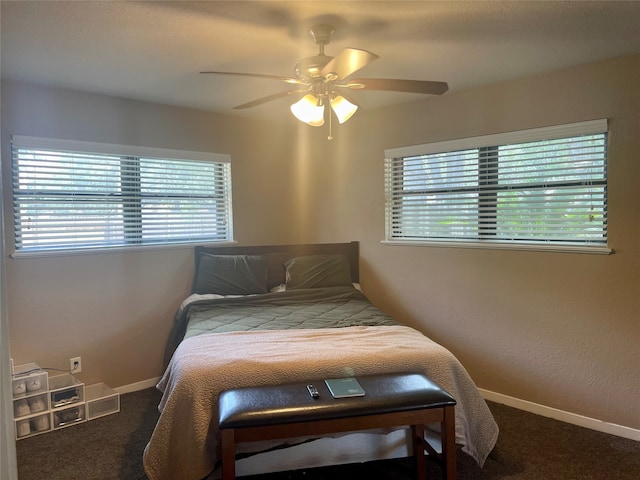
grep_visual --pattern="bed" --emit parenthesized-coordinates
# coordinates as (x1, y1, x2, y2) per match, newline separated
(143, 241, 499, 480)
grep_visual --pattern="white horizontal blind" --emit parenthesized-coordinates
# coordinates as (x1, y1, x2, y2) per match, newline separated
(385, 120, 608, 249)
(11, 136, 233, 253)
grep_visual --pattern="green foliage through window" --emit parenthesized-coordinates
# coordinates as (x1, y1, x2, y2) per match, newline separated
(385, 120, 608, 249)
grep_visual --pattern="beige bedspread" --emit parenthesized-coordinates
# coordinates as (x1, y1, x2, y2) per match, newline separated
(143, 325, 499, 480)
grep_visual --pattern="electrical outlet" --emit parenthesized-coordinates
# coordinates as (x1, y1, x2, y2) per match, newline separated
(70, 356, 82, 374)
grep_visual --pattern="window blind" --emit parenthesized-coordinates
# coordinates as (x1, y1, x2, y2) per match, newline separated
(11, 136, 233, 254)
(384, 119, 608, 251)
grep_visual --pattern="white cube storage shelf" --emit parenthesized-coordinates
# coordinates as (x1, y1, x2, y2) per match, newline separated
(12, 363, 51, 439)
(12, 364, 120, 440)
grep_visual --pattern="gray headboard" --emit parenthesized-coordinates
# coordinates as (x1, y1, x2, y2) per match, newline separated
(193, 241, 359, 291)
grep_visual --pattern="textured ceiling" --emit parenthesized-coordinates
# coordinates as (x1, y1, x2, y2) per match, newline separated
(2, 1, 640, 120)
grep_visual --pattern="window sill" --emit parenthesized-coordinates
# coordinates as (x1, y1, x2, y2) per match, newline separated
(381, 240, 613, 255)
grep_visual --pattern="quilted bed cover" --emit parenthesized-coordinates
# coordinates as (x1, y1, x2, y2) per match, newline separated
(143, 287, 499, 480)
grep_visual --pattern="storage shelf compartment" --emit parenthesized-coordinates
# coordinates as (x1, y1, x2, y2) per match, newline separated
(53, 403, 86, 429)
(15, 412, 51, 439)
(12, 363, 48, 399)
(13, 392, 49, 419)
(86, 383, 120, 420)
(49, 374, 84, 409)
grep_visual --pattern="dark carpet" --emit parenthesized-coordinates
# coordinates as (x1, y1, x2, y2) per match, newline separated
(16, 388, 640, 479)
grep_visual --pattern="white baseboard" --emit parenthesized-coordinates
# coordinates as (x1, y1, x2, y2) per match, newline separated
(113, 376, 161, 395)
(113, 378, 639, 442)
(480, 388, 640, 442)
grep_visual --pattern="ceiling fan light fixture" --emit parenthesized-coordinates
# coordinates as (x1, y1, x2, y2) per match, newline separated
(202, 23, 449, 136)
(290, 94, 325, 126)
(330, 95, 358, 124)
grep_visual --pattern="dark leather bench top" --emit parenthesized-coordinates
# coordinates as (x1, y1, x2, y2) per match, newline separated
(219, 373, 456, 429)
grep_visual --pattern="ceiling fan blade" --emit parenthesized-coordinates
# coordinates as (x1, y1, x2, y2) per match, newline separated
(320, 48, 379, 81)
(200, 71, 307, 85)
(346, 78, 449, 95)
(233, 90, 306, 110)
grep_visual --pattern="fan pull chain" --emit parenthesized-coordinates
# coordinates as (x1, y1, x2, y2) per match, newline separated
(327, 108, 333, 140)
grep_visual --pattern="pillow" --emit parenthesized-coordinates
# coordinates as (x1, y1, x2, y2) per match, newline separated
(194, 254, 268, 295)
(284, 254, 353, 289)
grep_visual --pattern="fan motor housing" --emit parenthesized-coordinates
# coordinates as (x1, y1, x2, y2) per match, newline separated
(294, 55, 333, 81)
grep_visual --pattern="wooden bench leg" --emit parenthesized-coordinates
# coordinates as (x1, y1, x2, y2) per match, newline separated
(221, 428, 236, 480)
(442, 406, 456, 480)
(412, 423, 427, 480)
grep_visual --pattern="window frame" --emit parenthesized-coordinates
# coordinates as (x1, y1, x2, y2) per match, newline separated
(383, 119, 612, 255)
(10, 136, 234, 257)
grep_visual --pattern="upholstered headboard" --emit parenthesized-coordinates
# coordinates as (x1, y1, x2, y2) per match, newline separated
(193, 241, 359, 292)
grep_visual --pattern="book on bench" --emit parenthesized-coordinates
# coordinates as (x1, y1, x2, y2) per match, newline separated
(324, 377, 366, 398)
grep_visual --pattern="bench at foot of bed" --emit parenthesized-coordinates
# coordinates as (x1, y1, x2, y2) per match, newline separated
(218, 372, 457, 480)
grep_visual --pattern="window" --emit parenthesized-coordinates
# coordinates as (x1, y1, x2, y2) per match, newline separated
(384, 119, 609, 253)
(11, 136, 233, 254)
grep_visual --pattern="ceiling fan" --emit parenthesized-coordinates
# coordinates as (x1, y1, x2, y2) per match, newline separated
(201, 24, 448, 135)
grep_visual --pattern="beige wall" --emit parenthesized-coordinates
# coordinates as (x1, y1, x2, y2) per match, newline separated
(1, 80, 299, 387)
(2, 53, 639, 432)
(307, 54, 640, 430)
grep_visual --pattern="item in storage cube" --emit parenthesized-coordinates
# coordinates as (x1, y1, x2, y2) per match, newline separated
(12, 380, 26, 396)
(86, 383, 120, 420)
(14, 399, 30, 418)
(53, 404, 86, 428)
(51, 388, 80, 408)
(28, 394, 47, 413)
(26, 377, 43, 392)
(31, 413, 50, 432)
(16, 420, 31, 438)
